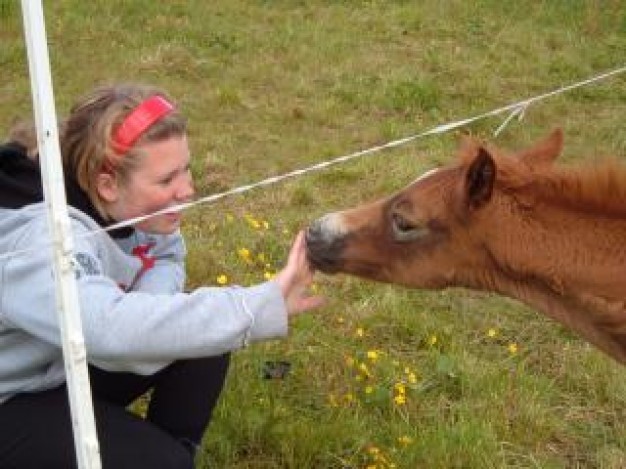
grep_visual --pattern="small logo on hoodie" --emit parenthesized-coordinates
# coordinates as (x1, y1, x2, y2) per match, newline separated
(73, 252, 101, 279)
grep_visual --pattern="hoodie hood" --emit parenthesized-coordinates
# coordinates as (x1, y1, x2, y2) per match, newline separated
(0, 142, 133, 238)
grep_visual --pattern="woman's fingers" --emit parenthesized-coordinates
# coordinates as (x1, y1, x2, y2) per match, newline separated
(275, 230, 325, 317)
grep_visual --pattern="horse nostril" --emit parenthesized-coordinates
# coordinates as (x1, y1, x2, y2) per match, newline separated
(305, 221, 322, 244)
(305, 220, 328, 257)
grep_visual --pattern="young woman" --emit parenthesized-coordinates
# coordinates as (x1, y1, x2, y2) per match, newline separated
(0, 83, 323, 468)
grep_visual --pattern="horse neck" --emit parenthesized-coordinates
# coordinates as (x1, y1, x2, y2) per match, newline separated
(463, 200, 626, 364)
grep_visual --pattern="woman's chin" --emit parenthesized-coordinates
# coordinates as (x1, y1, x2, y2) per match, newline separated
(136, 215, 181, 234)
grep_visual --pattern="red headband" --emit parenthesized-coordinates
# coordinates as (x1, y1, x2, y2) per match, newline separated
(112, 95, 174, 153)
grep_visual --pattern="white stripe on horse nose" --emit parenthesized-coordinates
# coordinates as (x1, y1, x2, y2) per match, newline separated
(317, 213, 347, 240)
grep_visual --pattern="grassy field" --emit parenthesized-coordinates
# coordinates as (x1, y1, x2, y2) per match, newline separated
(2, 1, 626, 467)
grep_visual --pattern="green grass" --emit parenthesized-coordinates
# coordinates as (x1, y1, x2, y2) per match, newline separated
(2, 1, 626, 467)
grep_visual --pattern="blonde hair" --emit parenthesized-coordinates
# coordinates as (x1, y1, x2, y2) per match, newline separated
(60, 83, 187, 218)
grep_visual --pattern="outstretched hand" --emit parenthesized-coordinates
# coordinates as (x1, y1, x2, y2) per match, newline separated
(274, 231, 325, 317)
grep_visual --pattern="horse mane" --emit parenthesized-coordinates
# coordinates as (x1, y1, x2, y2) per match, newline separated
(459, 141, 626, 218)
(508, 158, 626, 218)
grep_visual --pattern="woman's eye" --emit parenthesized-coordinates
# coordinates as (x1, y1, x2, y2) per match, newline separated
(159, 175, 175, 186)
(159, 163, 191, 186)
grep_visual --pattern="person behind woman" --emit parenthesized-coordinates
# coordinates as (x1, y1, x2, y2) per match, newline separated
(0, 83, 323, 469)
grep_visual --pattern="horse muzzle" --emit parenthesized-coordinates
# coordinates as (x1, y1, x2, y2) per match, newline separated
(305, 214, 347, 273)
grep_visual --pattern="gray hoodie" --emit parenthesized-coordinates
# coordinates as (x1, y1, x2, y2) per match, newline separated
(0, 203, 288, 404)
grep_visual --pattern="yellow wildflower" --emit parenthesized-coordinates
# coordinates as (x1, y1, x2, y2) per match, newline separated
(359, 362, 372, 378)
(408, 372, 418, 384)
(508, 343, 518, 354)
(398, 435, 413, 446)
(216, 274, 228, 285)
(367, 350, 379, 361)
(365, 385, 373, 394)
(394, 394, 406, 405)
(488, 328, 498, 338)
(428, 335, 437, 346)
(237, 247, 251, 262)
(245, 215, 261, 229)
(264, 271, 275, 280)
(356, 327, 364, 338)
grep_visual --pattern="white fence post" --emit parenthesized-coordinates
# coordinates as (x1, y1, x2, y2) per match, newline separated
(20, 1, 101, 468)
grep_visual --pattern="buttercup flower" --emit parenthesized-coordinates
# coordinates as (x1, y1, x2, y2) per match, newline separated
(238, 247, 251, 259)
(359, 362, 372, 378)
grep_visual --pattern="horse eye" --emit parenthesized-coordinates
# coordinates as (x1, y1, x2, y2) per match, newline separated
(391, 212, 428, 242)
(392, 213, 415, 232)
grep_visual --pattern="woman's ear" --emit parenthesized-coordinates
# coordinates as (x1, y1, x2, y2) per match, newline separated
(95, 172, 120, 203)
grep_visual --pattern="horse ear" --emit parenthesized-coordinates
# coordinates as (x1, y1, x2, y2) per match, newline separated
(516, 128, 563, 167)
(465, 147, 496, 210)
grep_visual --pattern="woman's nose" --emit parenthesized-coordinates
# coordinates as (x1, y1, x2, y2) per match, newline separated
(176, 175, 195, 201)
